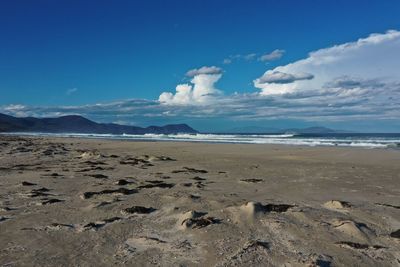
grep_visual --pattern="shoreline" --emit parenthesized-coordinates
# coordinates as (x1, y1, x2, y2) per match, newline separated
(1, 132, 399, 149)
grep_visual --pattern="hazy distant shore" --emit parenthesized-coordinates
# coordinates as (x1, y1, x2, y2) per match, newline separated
(1, 135, 399, 266)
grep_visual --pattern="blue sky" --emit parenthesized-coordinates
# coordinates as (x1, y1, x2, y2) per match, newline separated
(1, 0, 400, 132)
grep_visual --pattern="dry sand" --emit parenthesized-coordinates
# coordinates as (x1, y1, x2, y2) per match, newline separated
(0, 135, 399, 266)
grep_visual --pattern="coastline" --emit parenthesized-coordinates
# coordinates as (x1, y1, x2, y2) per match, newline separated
(1, 135, 399, 266)
(2, 131, 400, 149)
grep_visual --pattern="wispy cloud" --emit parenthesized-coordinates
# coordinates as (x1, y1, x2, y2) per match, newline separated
(258, 49, 285, 62)
(223, 53, 263, 64)
(223, 50, 284, 64)
(66, 88, 78, 95)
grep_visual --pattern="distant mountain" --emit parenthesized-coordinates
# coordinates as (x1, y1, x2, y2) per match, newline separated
(219, 126, 281, 134)
(0, 113, 197, 134)
(217, 125, 350, 134)
(283, 126, 349, 134)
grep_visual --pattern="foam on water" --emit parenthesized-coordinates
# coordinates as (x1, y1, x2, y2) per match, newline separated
(3, 132, 400, 148)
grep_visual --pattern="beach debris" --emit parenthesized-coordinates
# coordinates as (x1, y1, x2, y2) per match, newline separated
(178, 210, 219, 229)
(240, 178, 264, 183)
(78, 150, 102, 160)
(375, 203, 400, 209)
(81, 188, 138, 199)
(390, 229, 400, 238)
(76, 166, 113, 172)
(115, 179, 135, 185)
(324, 200, 352, 210)
(262, 203, 294, 212)
(141, 155, 176, 162)
(0, 216, 9, 223)
(181, 216, 220, 229)
(40, 198, 64, 205)
(240, 202, 294, 217)
(172, 167, 208, 174)
(137, 180, 175, 189)
(86, 174, 109, 179)
(82, 217, 122, 231)
(242, 240, 270, 251)
(194, 181, 206, 189)
(27, 187, 53, 198)
(0, 207, 15, 211)
(192, 176, 206, 181)
(119, 156, 154, 168)
(122, 206, 156, 215)
(336, 241, 385, 250)
(46, 223, 75, 231)
(83, 160, 107, 165)
(21, 181, 37, 186)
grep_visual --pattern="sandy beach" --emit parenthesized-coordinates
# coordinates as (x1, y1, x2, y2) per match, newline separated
(0, 135, 399, 266)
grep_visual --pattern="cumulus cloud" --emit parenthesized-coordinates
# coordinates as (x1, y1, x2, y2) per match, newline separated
(259, 49, 285, 62)
(159, 66, 222, 105)
(254, 30, 400, 95)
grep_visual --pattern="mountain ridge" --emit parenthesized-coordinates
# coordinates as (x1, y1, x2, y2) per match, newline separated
(0, 113, 197, 134)
(216, 126, 351, 134)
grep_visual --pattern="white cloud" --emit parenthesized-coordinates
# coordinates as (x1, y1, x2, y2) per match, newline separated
(186, 66, 222, 77)
(66, 88, 78, 95)
(254, 30, 400, 95)
(159, 66, 222, 105)
(258, 71, 314, 84)
(2, 104, 28, 117)
(259, 49, 285, 62)
(223, 58, 232, 64)
(2, 30, 399, 130)
(223, 53, 259, 64)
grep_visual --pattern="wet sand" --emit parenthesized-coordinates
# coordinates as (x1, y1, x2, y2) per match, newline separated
(0, 135, 399, 266)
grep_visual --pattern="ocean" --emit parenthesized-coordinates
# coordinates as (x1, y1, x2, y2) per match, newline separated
(4, 132, 400, 148)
